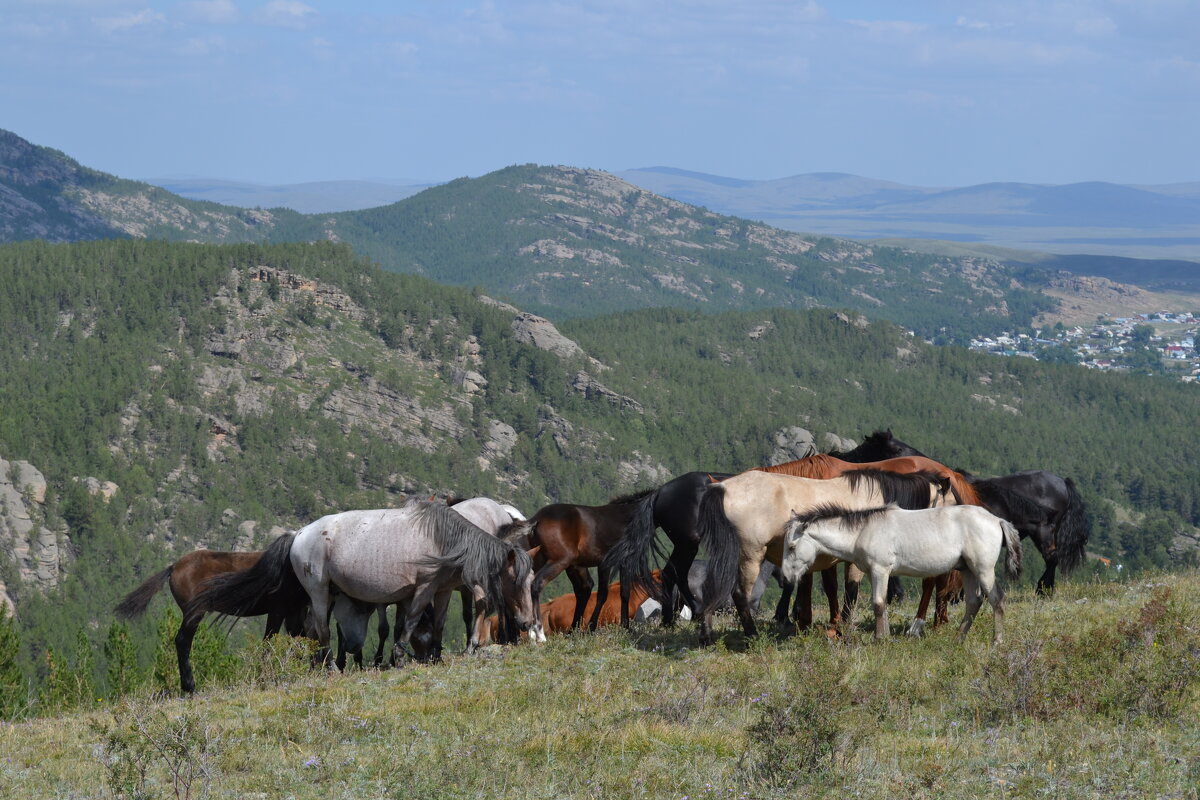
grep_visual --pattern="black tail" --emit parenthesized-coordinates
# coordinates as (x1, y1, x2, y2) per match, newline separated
(601, 489, 663, 600)
(1056, 478, 1090, 574)
(697, 485, 737, 617)
(187, 534, 297, 619)
(114, 566, 173, 619)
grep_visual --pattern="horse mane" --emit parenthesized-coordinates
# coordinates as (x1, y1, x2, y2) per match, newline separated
(412, 500, 533, 596)
(757, 453, 842, 477)
(791, 503, 893, 529)
(842, 468, 943, 510)
(607, 486, 657, 505)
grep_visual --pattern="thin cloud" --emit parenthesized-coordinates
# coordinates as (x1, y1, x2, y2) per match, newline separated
(182, 0, 240, 25)
(256, 0, 316, 30)
(93, 8, 165, 34)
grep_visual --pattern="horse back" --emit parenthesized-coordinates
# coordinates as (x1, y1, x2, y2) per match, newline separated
(170, 549, 264, 606)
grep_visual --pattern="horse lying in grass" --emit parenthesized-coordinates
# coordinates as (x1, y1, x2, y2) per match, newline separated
(115, 546, 309, 694)
(480, 571, 663, 643)
(781, 504, 1022, 643)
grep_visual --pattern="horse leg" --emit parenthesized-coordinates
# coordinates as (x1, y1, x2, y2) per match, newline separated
(733, 554, 762, 639)
(1037, 560, 1057, 597)
(956, 572, 985, 643)
(308, 583, 333, 667)
(986, 573, 1005, 645)
(427, 590, 453, 662)
(821, 566, 840, 628)
(371, 604, 390, 667)
(263, 610, 284, 638)
(933, 573, 951, 625)
(566, 565, 594, 631)
(841, 563, 866, 628)
(588, 564, 612, 631)
(907, 578, 936, 637)
(792, 571, 812, 630)
(175, 611, 203, 695)
(869, 569, 891, 640)
(774, 576, 795, 626)
(396, 584, 439, 662)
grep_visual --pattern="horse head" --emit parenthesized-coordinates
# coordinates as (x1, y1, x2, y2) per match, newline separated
(500, 545, 542, 642)
(779, 510, 818, 586)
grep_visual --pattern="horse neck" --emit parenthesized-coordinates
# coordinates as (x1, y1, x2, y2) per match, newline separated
(804, 520, 861, 562)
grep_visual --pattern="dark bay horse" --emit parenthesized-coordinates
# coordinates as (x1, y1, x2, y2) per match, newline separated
(509, 488, 656, 632)
(114, 547, 309, 694)
(961, 469, 1089, 595)
(605, 430, 924, 628)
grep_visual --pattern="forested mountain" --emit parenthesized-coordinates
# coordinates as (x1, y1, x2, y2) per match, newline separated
(0, 239, 1197, 698)
(0, 129, 1056, 341)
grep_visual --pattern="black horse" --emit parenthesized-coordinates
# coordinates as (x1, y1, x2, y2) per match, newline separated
(606, 429, 924, 627)
(960, 469, 1090, 595)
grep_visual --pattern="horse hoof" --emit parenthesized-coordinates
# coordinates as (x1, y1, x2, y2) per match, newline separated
(906, 620, 926, 638)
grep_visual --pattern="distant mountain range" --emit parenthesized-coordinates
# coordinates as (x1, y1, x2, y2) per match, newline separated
(1, 127, 1196, 337)
(617, 167, 1200, 262)
(143, 177, 435, 213)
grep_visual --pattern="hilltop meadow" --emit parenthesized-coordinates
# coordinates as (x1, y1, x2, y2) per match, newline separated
(1, 572, 1198, 800)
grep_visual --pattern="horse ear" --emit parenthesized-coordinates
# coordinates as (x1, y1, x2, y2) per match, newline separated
(526, 545, 542, 560)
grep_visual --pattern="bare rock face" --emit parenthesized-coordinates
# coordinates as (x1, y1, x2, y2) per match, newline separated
(0, 457, 68, 600)
(511, 312, 585, 359)
(571, 372, 643, 412)
(769, 427, 817, 464)
(819, 432, 859, 453)
(617, 453, 671, 486)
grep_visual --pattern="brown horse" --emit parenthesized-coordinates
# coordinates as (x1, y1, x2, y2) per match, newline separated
(480, 571, 661, 643)
(507, 489, 655, 633)
(114, 547, 309, 694)
(753, 453, 982, 630)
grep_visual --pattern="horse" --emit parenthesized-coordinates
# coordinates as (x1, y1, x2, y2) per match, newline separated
(960, 469, 1089, 595)
(604, 429, 925, 628)
(189, 500, 538, 664)
(114, 546, 309, 694)
(904, 468, 1089, 637)
(478, 572, 661, 644)
(340, 496, 531, 667)
(696, 468, 954, 646)
(754, 453, 982, 629)
(781, 504, 1022, 643)
(507, 489, 656, 632)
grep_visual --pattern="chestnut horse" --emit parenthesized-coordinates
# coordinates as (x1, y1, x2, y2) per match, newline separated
(508, 488, 656, 632)
(114, 546, 309, 694)
(482, 570, 663, 643)
(604, 430, 924, 628)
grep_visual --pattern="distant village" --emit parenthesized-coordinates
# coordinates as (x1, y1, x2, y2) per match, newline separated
(968, 311, 1200, 382)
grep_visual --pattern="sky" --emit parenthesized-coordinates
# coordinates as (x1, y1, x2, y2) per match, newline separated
(3, 0, 1199, 187)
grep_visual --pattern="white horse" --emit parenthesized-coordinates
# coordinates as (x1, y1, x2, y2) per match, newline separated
(781, 504, 1022, 643)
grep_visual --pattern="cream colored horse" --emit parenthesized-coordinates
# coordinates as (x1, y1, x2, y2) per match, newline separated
(696, 468, 953, 645)
(782, 504, 1021, 643)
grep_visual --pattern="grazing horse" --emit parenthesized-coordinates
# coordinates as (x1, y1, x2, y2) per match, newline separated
(962, 470, 1089, 595)
(509, 489, 656, 632)
(114, 547, 309, 694)
(696, 469, 953, 646)
(781, 504, 1022, 643)
(605, 430, 925, 628)
(342, 497, 530, 666)
(754, 453, 981, 629)
(190, 500, 538, 664)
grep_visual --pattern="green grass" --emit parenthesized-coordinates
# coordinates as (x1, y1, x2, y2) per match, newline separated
(3, 573, 1199, 799)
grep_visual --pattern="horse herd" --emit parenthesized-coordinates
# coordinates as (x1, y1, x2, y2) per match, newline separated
(115, 430, 1090, 694)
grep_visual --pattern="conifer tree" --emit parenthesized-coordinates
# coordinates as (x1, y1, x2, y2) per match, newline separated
(103, 621, 139, 699)
(0, 610, 27, 719)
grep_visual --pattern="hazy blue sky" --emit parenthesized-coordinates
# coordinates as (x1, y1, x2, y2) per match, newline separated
(4, 0, 1198, 187)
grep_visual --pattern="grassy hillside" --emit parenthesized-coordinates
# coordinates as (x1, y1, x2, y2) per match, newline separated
(0, 237, 1197, 713)
(2, 573, 1198, 799)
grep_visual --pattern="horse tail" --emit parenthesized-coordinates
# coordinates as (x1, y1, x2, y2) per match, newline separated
(501, 519, 536, 551)
(188, 533, 297, 619)
(601, 489, 662, 599)
(697, 484, 736, 616)
(1055, 478, 1090, 574)
(1000, 519, 1023, 583)
(114, 566, 172, 619)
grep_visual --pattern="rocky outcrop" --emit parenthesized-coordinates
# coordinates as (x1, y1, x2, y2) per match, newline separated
(0, 457, 68, 604)
(571, 372, 643, 412)
(511, 312, 585, 359)
(769, 427, 818, 464)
